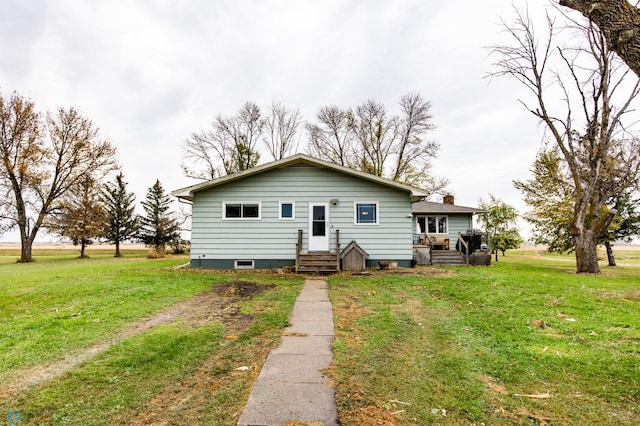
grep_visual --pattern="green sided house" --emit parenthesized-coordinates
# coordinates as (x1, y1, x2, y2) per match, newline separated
(173, 154, 427, 271)
(172, 154, 483, 272)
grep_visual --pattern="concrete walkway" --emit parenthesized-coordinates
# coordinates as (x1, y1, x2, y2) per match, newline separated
(237, 279, 338, 426)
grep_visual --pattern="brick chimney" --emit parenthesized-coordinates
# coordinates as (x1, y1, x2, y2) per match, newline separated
(443, 195, 455, 205)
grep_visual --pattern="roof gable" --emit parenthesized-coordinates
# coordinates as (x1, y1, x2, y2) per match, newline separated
(172, 154, 429, 201)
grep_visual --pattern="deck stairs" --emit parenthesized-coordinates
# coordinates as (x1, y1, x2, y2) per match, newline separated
(431, 250, 467, 266)
(297, 252, 339, 274)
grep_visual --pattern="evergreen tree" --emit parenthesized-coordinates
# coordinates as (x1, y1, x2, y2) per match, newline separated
(103, 173, 138, 257)
(139, 179, 180, 256)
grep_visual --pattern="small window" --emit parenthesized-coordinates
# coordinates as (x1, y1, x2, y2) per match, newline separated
(234, 259, 255, 270)
(279, 201, 295, 220)
(223, 202, 261, 220)
(355, 202, 379, 225)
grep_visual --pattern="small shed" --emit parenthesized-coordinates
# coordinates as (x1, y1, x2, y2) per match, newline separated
(340, 240, 369, 272)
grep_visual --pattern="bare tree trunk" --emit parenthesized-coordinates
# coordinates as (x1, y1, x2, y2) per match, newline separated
(80, 240, 87, 258)
(559, 0, 640, 77)
(115, 240, 121, 258)
(19, 235, 33, 263)
(604, 241, 617, 266)
(574, 230, 600, 273)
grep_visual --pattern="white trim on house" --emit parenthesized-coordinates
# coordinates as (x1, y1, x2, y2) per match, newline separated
(222, 201, 262, 220)
(308, 202, 330, 251)
(354, 201, 379, 225)
(172, 154, 429, 202)
(278, 201, 295, 220)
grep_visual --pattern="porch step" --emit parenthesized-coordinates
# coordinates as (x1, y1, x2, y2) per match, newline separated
(431, 250, 467, 266)
(297, 252, 339, 274)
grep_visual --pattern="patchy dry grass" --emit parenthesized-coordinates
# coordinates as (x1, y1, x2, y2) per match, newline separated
(329, 255, 640, 425)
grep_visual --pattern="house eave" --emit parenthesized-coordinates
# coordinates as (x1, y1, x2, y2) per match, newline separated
(172, 154, 430, 201)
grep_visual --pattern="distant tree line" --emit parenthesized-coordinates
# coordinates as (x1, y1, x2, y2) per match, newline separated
(0, 91, 183, 260)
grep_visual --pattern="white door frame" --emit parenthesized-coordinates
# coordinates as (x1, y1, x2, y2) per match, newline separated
(308, 202, 329, 251)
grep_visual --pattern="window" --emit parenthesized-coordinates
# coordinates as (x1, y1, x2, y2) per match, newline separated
(223, 202, 261, 220)
(279, 201, 295, 220)
(355, 202, 379, 225)
(418, 215, 448, 234)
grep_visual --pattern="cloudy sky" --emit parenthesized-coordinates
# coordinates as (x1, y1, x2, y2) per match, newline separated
(1, 0, 563, 241)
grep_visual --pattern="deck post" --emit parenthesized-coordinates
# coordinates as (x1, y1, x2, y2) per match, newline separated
(296, 229, 302, 272)
(335, 229, 340, 271)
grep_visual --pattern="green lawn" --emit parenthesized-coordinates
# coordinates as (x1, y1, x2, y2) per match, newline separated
(1, 249, 638, 425)
(330, 251, 640, 425)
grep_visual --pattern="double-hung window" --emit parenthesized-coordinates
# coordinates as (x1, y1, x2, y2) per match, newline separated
(223, 202, 261, 220)
(354, 202, 379, 225)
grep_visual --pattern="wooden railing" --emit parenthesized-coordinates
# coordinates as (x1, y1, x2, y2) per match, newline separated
(335, 229, 340, 271)
(295, 228, 341, 272)
(458, 232, 470, 265)
(295, 229, 303, 272)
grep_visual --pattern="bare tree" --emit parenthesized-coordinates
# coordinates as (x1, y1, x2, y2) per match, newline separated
(306, 105, 355, 167)
(182, 101, 263, 179)
(263, 100, 302, 161)
(559, 0, 640, 77)
(491, 6, 640, 273)
(0, 92, 118, 262)
(351, 99, 398, 176)
(306, 93, 445, 194)
(394, 93, 441, 188)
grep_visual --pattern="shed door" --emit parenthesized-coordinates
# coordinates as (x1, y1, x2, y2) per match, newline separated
(308, 203, 329, 251)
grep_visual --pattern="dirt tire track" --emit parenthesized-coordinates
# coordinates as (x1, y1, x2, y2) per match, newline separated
(0, 281, 273, 401)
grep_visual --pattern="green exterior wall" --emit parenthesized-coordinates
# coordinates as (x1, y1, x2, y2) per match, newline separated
(190, 164, 414, 269)
(413, 213, 475, 248)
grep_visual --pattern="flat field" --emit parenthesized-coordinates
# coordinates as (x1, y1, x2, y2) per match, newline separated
(0, 246, 638, 425)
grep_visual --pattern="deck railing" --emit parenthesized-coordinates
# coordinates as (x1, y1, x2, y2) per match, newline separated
(457, 232, 470, 265)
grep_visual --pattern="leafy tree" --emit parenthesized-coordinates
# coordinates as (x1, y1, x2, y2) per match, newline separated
(491, 6, 640, 273)
(103, 173, 138, 257)
(516, 146, 640, 266)
(49, 175, 106, 258)
(559, 0, 640, 77)
(477, 194, 523, 259)
(601, 190, 640, 265)
(514, 147, 575, 253)
(0, 92, 118, 262)
(138, 179, 180, 257)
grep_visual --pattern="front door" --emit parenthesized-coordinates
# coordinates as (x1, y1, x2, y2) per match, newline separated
(308, 203, 329, 251)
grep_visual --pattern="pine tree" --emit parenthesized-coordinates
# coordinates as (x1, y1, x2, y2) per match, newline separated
(139, 179, 179, 257)
(103, 173, 138, 257)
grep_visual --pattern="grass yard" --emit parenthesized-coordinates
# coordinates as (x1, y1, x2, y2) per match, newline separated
(330, 250, 640, 425)
(0, 246, 638, 425)
(0, 249, 304, 425)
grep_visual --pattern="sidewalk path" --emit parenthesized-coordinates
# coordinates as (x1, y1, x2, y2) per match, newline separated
(237, 279, 338, 426)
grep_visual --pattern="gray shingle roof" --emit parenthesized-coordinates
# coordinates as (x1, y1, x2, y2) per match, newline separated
(412, 200, 483, 214)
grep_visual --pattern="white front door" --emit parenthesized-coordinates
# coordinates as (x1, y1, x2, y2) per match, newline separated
(308, 203, 329, 251)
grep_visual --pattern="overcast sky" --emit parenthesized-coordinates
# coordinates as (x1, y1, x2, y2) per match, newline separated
(1, 0, 564, 241)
